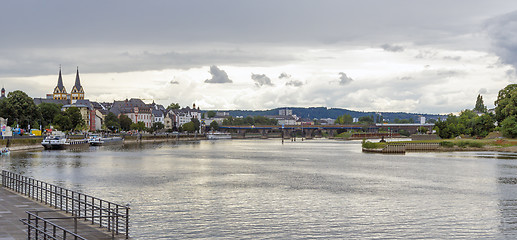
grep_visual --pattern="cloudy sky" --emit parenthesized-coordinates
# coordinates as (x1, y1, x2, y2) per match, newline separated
(2, 1, 517, 114)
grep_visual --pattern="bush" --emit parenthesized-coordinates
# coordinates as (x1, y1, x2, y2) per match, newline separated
(362, 140, 386, 149)
(398, 129, 410, 137)
(457, 141, 469, 148)
(455, 140, 484, 148)
(466, 141, 484, 148)
(440, 141, 454, 148)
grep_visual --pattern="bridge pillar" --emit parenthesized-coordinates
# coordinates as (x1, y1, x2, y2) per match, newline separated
(328, 129, 335, 139)
(284, 129, 292, 139)
(237, 129, 246, 138)
(314, 129, 323, 138)
(260, 129, 268, 139)
(304, 129, 314, 139)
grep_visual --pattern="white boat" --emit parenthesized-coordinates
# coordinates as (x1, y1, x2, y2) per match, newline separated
(207, 132, 232, 140)
(88, 135, 124, 146)
(41, 131, 89, 150)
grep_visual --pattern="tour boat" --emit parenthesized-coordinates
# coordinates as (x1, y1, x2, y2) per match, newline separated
(207, 132, 232, 140)
(88, 135, 124, 146)
(41, 132, 89, 150)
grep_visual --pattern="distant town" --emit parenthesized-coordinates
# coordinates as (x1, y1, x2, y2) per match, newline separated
(0, 68, 450, 136)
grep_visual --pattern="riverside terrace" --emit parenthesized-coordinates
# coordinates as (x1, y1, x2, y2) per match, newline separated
(219, 123, 435, 139)
(0, 170, 129, 239)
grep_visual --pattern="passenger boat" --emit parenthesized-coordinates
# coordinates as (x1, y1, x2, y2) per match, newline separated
(88, 135, 124, 146)
(206, 132, 232, 140)
(41, 132, 89, 150)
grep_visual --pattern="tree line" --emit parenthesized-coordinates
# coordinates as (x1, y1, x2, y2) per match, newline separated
(434, 93, 502, 139)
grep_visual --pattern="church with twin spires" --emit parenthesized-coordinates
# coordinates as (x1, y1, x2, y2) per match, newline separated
(50, 67, 84, 101)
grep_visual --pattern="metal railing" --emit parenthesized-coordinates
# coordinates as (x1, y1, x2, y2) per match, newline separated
(20, 210, 87, 240)
(1, 170, 130, 239)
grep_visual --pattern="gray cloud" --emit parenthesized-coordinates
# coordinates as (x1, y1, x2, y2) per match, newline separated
(0, 48, 295, 77)
(486, 10, 517, 70)
(339, 72, 354, 85)
(251, 73, 273, 87)
(279, 72, 291, 79)
(205, 66, 232, 84)
(286, 80, 303, 87)
(381, 44, 404, 52)
(170, 79, 180, 84)
(478, 88, 488, 94)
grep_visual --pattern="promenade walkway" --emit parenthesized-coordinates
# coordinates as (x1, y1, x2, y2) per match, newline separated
(0, 187, 117, 240)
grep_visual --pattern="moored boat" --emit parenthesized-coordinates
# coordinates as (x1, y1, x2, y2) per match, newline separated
(207, 132, 232, 140)
(88, 135, 124, 146)
(41, 132, 89, 150)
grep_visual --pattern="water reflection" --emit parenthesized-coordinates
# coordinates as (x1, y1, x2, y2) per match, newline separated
(3, 139, 517, 239)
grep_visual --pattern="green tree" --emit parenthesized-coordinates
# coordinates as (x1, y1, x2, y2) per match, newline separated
(65, 107, 85, 131)
(209, 121, 219, 131)
(104, 112, 120, 132)
(119, 115, 132, 131)
(151, 122, 164, 132)
(182, 122, 196, 133)
(53, 113, 72, 131)
(501, 115, 517, 138)
(471, 113, 495, 137)
(207, 111, 216, 118)
(38, 102, 62, 128)
(244, 116, 255, 125)
(336, 114, 353, 124)
(167, 103, 181, 110)
(495, 84, 517, 123)
(358, 116, 374, 124)
(474, 94, 487, 113)
(0, 90, 41, 128)
(222, 116, 234, 125)
(191, 118, 200, 131)
(130, 121, 146, 131)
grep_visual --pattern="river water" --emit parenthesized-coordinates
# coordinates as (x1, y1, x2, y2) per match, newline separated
(2, 139, 517, 239)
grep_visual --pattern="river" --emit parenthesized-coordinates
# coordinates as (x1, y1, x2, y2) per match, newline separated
(2, 138, 517, 239)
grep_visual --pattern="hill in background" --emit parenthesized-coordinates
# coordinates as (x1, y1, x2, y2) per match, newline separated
(224, 107, 445, 123)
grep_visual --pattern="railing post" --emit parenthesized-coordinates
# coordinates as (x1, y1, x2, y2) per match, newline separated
(116, 205, 119, 235)
(60, 187, 63, 210)
(91, 198, 95, 224)
(126, 206, 129, 239)
(66, 189, 69, 214)
(108, 202, 111, 231)
(27, 212, 31, 239)
(99, 201, 103, 228)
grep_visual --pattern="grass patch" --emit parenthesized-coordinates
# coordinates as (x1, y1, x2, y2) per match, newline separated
(335, 132, 353, 139)
(439, 141, 454, 148)
(362, 140, 386, 149)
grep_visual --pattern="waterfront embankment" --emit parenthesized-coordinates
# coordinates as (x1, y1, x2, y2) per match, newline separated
(362, 137, 517, 153)
(1, 133, 208, 152)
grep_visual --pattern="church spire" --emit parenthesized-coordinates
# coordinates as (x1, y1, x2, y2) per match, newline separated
(71, 66, 84, 100)
(53, 66, 67, 100)
(74, 66, 82, 90)
(57, 67, 65, 90)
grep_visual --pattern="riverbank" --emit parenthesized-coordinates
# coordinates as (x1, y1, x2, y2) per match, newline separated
(3, 134, 208, 152)
(362, 137, 517, 153)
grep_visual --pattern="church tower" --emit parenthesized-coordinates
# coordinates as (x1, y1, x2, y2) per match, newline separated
(53, 67, 68, 100)
(1, 86, 6, 99)
(70, 67, 84, 100)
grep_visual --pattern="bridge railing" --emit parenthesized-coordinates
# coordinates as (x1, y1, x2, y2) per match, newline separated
(1, 170, 130, 239)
